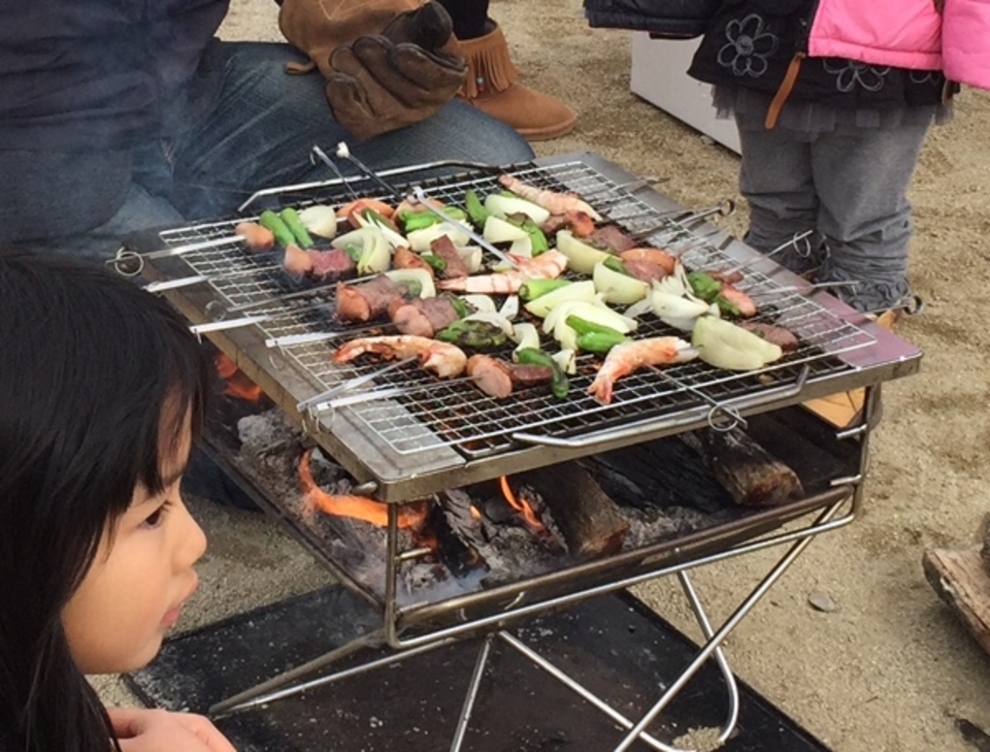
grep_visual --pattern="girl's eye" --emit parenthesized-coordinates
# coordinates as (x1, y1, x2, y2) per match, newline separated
(143, 500, 173, 529)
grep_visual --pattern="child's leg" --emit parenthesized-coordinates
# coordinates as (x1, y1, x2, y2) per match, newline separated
(737, 122, 822, 275)
(811, 120, 931, 312)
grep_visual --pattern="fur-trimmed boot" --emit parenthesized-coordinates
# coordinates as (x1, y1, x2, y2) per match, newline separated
(457, 21, 576, 141)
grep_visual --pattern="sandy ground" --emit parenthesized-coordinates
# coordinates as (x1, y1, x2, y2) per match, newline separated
(96, 2, 990, 750)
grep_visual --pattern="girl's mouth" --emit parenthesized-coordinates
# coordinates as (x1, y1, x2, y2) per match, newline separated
(162, 577, 199, 628)
(161, 603, 184, 628)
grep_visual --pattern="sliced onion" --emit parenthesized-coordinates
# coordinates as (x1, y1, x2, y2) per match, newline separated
(592, 261, 649, 305)
(406, 222, 472, 252)
(555, 230, 610, 275)
(624, 297, 654, 319)
(498, 295, 520, 320)
(384, 268, 435, 298)
(508, 235, 533, 258)
(297, 205, 338, 239)
(552, 348, 577, 375)
(484, 193, 551, 225)
(523, 279, 596, 318)
(483, 215, 529, 244)
(457, 245, 484, 274)
(460, 294, 497, 314)
(511, 322, 540, 354)
(354, 211, 407, 249)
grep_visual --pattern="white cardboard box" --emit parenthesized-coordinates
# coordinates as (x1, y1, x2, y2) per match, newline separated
(630, 32, 741, 155)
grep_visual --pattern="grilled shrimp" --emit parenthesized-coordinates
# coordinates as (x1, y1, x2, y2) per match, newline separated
(333, 335, 467, 378)
(436, 250, 569, 294)
(587, 336, 697, 405)
(498, 175, 603, 221)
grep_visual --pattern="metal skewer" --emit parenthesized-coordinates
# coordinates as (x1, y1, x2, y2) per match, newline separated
(316, 375, 477, 411)
(406, 185, 518, 269)
(297, 357, 419, 414)
(310, 145, 362, 200)
(266, 322, 396, 350)
(629, 198, 735, 242)
(108, 234, 247, 276)
(749, 279, 860, 296)
(334, 142, 406, 201)
(189, 316, 271, 338)
(142, 264, 281, 293)
(715, 230, 816, 277)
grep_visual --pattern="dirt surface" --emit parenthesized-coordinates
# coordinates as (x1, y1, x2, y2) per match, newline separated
(96, 2, 990, 750)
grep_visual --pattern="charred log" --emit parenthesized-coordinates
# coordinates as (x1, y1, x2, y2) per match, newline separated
(517, 463, 629, 558)
(679, 427, 804, 508)
(433, 489, 488, 576)
(923, 545, 990, 657)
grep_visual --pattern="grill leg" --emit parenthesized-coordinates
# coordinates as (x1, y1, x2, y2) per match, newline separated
(612, 502, 845, 752)
(208, 629, 458, 717)
(448, 634, 495, 752)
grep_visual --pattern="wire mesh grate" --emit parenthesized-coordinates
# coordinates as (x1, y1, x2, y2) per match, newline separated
(153, 160, 875, 458)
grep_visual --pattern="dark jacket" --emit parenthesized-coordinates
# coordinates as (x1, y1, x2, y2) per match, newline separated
(583, 0, 720, 39)
(686, 0, 949, 116)
(0, 0, 230, 151)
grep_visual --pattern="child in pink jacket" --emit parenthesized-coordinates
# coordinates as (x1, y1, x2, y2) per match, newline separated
(687, 0, 987, 315)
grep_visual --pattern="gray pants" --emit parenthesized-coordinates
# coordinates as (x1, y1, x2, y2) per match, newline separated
(736, 116, 932, 312)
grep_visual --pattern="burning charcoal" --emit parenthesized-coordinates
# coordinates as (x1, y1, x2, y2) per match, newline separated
(481, 495, 517, 525)
(430, 491, 488, 577)
(516, 485, 567, 554)
(309, 447, 351, 489)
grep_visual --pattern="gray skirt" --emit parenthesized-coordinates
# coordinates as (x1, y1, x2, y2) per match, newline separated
(712, 85, 952, 140)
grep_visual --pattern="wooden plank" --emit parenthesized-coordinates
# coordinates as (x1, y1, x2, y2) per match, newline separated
(922, 546, 990, 656)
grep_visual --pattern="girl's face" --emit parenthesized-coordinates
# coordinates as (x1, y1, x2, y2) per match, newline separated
(61, 419, 207, 674)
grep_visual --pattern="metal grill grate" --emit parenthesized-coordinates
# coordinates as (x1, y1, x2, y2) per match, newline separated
(154, 160, 875, 458)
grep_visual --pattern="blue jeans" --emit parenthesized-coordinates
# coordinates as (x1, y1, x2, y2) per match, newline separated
(7, 40, 534, 260)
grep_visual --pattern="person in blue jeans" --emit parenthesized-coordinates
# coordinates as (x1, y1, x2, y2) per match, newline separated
(0, 0, 534, 509)
(0, 0, 535, 261)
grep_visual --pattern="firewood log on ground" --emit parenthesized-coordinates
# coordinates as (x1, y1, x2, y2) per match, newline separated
(922, 513, 990, 657)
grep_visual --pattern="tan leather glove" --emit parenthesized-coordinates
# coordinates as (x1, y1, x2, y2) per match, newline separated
(279, 0, 467, 141)
(327, 33, 466, 140)
(278, 0, 422, 78)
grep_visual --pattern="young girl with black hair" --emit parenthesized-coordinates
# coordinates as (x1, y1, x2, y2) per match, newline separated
(0, 252, 236, 752)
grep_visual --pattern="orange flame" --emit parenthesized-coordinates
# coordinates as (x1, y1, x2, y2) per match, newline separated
(499, 476, 546, 534)
(470, 505, 481, 521)
(215, 353, 264, 402)
(299, 449, 427, 530)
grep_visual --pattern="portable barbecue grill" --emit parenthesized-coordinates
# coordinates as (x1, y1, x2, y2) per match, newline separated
(116, 151, 921, 751)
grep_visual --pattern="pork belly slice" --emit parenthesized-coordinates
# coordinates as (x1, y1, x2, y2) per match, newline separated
(430, 235, 471, 279)
(467, 355, 554, 399)
(738, 322, 799, 352)
(388, 296, 461, 338)
(335, 274, 406, 323)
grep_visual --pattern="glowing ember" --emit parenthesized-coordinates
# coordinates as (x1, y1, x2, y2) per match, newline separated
(470, 505, 482, 521)
(215, 353, 264, 402)
(498, 476, 547, 534)
(298, 449, 427, 529)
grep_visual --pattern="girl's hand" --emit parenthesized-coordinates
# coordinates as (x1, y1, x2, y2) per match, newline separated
(108, 707, 238, 752)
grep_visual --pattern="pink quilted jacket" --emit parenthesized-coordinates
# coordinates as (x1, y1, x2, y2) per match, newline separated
(807, 0, 990, 91)
(808, 0, 942, 70)
(942, 0, 990, 89)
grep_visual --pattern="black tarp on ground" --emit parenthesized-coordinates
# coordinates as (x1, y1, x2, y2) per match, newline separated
(127, 586, 831, 752)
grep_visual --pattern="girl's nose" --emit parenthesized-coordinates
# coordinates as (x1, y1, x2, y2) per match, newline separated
(176, 496, 208, 566)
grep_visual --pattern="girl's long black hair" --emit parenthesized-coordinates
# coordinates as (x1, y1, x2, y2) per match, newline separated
(0, 251, 212, 752)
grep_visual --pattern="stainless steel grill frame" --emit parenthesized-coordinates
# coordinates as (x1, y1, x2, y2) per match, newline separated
(126, 153, 921, 750)
(130, 153, 915, 503)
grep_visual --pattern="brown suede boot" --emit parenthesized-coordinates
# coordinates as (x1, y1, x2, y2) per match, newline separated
(456, 21, 577, 141)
